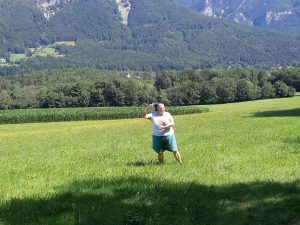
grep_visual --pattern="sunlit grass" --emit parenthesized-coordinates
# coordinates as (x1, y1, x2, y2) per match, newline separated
(0, 95, 299, 224)
(9, 53, 27, 62)
(33, 47, 59, 57)
(54, 41, 76, 47)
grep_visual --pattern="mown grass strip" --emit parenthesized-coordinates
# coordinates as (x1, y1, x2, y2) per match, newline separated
(0, 106, 209, 124)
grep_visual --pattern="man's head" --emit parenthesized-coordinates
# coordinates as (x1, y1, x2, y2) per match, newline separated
(155, 103, 165, 115)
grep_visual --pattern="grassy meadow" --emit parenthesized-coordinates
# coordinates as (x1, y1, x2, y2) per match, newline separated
(9, 53, 27, 63)
(0, 95, 299, 225)
(9, 47, 63, 63)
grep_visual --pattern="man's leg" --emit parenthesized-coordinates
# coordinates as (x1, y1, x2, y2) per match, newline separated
(173, 151, 182, 163)
(158, 152, 164, 163)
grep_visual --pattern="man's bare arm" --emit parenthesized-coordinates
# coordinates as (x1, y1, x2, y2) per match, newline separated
(143, 103, 154, 119)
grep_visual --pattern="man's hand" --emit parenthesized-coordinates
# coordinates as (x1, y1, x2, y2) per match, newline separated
(144, 103, 155, 119)
(158, 122, 167, 131)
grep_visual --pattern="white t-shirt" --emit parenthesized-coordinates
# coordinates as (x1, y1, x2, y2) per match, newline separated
(148, 112, 174, 136)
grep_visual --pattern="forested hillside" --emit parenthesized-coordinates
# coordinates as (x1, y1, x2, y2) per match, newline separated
(1, 0, 300, 74)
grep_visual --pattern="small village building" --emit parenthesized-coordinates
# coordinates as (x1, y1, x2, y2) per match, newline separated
(0, 58, 6, 64)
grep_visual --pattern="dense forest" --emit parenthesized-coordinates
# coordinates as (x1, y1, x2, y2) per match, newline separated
(1, 0, 300, 74)
(0, 67, 298, 109)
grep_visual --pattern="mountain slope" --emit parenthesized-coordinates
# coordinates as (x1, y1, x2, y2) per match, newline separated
(173, 0, 300, 36)
(1, 0, 300, 74)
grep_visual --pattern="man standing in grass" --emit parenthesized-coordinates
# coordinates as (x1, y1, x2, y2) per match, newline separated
(144, 103, 182, 164)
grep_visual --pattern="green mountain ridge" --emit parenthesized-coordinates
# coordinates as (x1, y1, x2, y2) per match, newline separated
(1, 0, 300, 74)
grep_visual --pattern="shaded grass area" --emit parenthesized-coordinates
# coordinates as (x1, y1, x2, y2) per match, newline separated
(1, 177, 299, 225)
(253, 108, 300, 117)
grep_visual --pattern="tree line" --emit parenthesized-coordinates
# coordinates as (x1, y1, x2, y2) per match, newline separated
(0, 67, 298, 110)
(154, 68, 297, 105)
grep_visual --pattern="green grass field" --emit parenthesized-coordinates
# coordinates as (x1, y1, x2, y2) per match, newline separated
(32, 47, 59, 57)
(9, 47, 63, 63)
(9, 53, 27, 62)
(54, 41, 76, 47)
(0, 95, 299, 225)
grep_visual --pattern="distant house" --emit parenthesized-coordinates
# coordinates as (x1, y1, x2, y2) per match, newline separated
(121, 71, 131, 78)
(0, 58, 6, 64)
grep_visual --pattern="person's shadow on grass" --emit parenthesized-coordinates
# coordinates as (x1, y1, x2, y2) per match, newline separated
(0, 177, 299, 225)
(126, 160, 160, 167)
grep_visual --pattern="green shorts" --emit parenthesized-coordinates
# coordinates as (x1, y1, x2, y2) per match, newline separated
(152, 135, 178, 153)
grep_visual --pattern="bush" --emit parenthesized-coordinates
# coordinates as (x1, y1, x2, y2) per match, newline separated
(274, 81, 289, 97)
(261, 82, 276, 98)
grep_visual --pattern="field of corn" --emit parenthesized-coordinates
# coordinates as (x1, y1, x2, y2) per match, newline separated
(0, 106, 209, 124)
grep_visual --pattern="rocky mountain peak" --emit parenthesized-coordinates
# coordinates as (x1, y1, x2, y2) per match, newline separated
(265, 10, 292, 24)
(116, 0, 131, 25)
(35, 0, 131, 24)
(175, 0, 297, 29)
(35, 0, 74, 19)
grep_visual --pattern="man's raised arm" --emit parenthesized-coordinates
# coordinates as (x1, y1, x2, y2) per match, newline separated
(143, 103, 154, 119)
